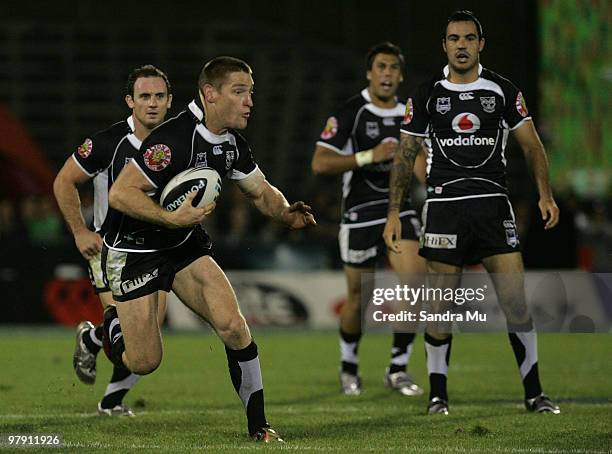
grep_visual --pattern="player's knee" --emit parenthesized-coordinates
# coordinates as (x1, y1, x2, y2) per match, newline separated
(128, 352, 162, 375)
(215, 313, 249, 345)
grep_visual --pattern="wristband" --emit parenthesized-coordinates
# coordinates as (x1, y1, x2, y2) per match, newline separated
(355, 149, 374, 167)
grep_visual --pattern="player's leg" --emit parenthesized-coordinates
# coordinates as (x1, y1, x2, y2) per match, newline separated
(173, 256, 281, 441)
(338, 264, 373, 395)
(385, 238, 426, 396)
(73, 254, 111, 384)
(482, 252, 560, 413)
(424, 260, 461, 415)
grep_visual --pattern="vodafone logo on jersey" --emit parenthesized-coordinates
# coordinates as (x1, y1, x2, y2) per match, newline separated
(451, 113, 480, 133)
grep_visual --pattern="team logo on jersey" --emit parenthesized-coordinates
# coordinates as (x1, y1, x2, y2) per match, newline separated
(436, 97, 451, 114)
(403, 98, 414, 124)
(451, 113, 481, 133)
(143, 144, 172, 171)
(77, 138, 93, 158)
(459, 92, 474, 100)
(225, 149, 235, 170)
(212, 145, 223, 155)
(195, 152, 207, 168)
(516, 92, 528, 117)
(480, 96, 496, 113)
(366, 122, 380, 139)
(320, 116, 338, 140)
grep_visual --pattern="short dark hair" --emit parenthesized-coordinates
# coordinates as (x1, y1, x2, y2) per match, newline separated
(198, 56, 252, 89)
(125, 65, 171, 97)
(445, 10, 484, 40)
(365, 42, 405, 70)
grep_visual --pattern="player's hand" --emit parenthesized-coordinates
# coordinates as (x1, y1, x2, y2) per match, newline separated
(74, 229, 102, 260)
(538, 197, 559, 230)
(281, 201, 317, 230)
(383, 212, 402, 253)
(372, 138, 398, 163)
(165, 192, 215, 228)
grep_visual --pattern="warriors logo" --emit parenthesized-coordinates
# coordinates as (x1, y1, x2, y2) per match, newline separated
(77, 138, 93, 158)
(516, 92, 528, 117)
(320, 116, 338, 140)
(403, 98, 414, 125)
(143, 144, 172, 171)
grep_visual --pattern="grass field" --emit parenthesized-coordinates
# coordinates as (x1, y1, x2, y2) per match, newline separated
(0, 328, 610, 453)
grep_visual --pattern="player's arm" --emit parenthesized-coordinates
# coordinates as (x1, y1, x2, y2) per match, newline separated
(512, 121, 559, 230)
(413, 146, 428, 184)
(383, 132, 424, 253)
(311, 140, 398, 176)
(108, 162, 213, 229)
(236, 168, 316, 230)
(53, 157, 101, 259)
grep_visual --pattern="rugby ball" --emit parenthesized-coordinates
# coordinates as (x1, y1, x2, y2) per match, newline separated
(160, 167, 222, 212)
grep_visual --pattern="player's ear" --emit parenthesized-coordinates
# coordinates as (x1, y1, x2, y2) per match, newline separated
(442, 39, 447, 53)
(125, 95, 134, 109)
(479, 37, 485, 52)
(366, 70, 372, 82)
(202, 84, 217, 103)
(167, 93, 173, 108)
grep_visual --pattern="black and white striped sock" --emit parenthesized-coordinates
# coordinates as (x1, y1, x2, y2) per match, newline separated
(225, 341, 267, 436)
(100, 366, 141, 409)
(425, 333, 452, 401)
(389, 332, 416, 374)
(508, 318, 542, 400)
(82, 324, 103, 355)
(339, 329, 362, 376)
(103, 306, 126, 369)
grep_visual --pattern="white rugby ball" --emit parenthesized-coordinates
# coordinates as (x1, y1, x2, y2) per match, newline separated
(160, 167, 222, 212)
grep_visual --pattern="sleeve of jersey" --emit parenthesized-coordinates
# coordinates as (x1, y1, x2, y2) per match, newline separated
(131, 133, 183, 190)
(228, 134, 257, 180)
(400, 85, 430, 137)
(502, 82, 532, 130)
(315, 105, 354, 155)
(71, 133, 110, 177)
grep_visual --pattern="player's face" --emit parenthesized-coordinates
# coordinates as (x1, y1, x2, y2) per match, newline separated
(443, 21, 484, 74)
(213, 71, 254, 131)
(367, 53, 403, 101)
(126, 76, 172, 130)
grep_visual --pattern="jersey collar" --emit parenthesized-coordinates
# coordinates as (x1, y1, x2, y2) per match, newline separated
(360, 88, 404, 117)
(188, 94, 205, 122)
(127, 115, 135, 132)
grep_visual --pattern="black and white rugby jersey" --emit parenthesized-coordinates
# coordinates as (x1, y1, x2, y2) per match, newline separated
(72, 116, 141, 234)
(104, 95, 258, 252)
(317, 88, 413, 225)
(401, 65, 532, 200)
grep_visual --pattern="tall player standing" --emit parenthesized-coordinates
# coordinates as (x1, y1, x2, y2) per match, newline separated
(383, 11, 560, 414)
(53, 65, 172, 416)
(312, 42, 426, 396)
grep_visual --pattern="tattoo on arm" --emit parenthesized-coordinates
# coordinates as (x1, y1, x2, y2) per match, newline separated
(388, 134, 423, 212)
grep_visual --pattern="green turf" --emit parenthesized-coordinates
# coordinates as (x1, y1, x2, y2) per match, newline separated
(0, 328, 610, 453)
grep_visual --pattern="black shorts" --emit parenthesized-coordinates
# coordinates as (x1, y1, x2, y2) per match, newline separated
(419, 195, 521, 267)
(102, 228, 212, 302)
(87, 252, 111, 294)
(339, 211, 421, 268)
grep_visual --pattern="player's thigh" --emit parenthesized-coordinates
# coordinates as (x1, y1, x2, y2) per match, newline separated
(157, 291, 168, 327)
(344, 264, 375, 306)
(115, 293, 162, 362)
(98, 291, 115, 309)
(482, 252, 529, 320)
(388, 239, 427, 274)
(173, 256, 248, 340)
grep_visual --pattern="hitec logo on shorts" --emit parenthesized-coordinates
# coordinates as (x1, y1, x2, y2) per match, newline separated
(120, 268, 159, 294)
(423, 233, 457, 249)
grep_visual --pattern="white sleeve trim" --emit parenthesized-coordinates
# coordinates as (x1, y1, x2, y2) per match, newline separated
(130, 160, 158, 189)
(71, 154, 96, 178)
(316, 141, 348, 155)
(229, 164, 260, 181)
(400, 129, 428, 137)
(509, 116, 533, 131)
